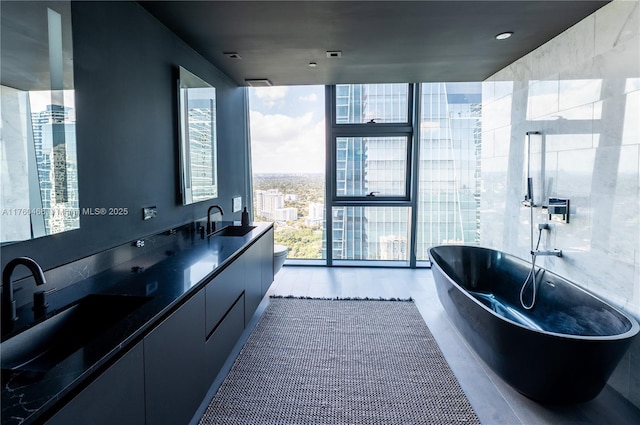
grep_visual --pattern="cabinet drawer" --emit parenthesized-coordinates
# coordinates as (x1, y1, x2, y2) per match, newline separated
(206, 257, 245, 335)
(144, 291, 206, 425)
(205, 293, 245, 384)
(45, 342, 145, 425)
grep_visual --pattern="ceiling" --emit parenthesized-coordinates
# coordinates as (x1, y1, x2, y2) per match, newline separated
(141, 0, 609, 86)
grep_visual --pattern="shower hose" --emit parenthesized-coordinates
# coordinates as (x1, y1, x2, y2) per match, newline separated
(519, 227, 544, 310)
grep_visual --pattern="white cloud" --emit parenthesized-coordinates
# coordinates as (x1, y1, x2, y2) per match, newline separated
(250, 110, 325, 174)
(253, 86, 288, 108)
(299, 93, 318, 102)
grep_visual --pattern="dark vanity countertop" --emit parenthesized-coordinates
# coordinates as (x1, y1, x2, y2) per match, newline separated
(1, 222, 272, 425)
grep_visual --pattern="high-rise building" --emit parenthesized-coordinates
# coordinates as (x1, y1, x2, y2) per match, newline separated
(306, 202, 324, 226)
(333, 84, 411, 261)
(380, 235, 408, 260)
(255, 189, 285, 220)
(275, 207, 298, 222)
(186, 98, 217, 202)
(416, 82, 482, 260)
(332, 83, 481, 262)
(31, 104, 79, 235)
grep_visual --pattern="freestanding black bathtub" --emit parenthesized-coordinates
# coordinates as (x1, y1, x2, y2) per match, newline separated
(429, 245, 639, 404)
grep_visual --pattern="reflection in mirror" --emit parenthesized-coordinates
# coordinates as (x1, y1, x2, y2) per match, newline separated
(1, 1, 79, 244)
(178, 67, 218, 205)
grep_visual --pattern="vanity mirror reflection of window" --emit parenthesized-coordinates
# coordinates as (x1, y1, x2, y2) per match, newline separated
(1, 1, 79, 244)
(178, 66, 219, 205)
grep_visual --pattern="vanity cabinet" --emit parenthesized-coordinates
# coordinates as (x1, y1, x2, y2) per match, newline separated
(203, 227, 273, 384)
(204, 256, 246, 384)
(244, 227, 274, 324)
(144, 291, 206, 425)
(206, 255, 245, 334)
(45, 342, 145, 425)
(244, 238, 263, 324)
(38, 226, 274, 425)
(205, 293, 245, 384)
(260, 228, 274, 296)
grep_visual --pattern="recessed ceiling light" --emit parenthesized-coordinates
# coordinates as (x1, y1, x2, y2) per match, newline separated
(308, 62, 317, 68)
(495, 32, 513, 40)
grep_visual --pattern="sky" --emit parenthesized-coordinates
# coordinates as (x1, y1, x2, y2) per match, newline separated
(248, 85, 325, 174)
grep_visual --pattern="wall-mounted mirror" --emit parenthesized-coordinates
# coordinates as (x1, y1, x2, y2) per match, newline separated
(178, 66, 218, 205)
(0, 1, 79, 244)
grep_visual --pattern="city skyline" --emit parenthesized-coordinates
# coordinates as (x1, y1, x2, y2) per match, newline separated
(249, 83, 482, 262)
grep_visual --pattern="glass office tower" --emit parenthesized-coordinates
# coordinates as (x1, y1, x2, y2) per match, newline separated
(416, 82, 482, 261)
(333, 84, 411, 262)
(31, 104, 79, 235)
(332, 83, 481, 263)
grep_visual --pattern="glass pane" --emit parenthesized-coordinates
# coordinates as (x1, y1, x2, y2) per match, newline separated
(416, 82, 482, 261)
(335, 137, 407, 197)
(178, 67, 218, 205)
(1, 3, 80, 243)
(249, 86, 326, 260)
(336, 83, 408, 124)
(332, 206, 411, 261)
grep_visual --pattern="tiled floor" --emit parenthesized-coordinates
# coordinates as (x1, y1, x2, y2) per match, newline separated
(192, 266, 640, 425)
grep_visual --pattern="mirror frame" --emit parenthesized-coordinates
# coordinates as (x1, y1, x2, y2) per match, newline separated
(177, 66, 218, 205)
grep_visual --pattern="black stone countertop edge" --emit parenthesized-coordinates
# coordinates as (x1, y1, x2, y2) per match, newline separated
(0, 221, 273, 425)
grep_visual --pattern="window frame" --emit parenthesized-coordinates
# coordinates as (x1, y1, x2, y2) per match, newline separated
(328, 84, 415, 206)
(326, 84, 420, 267)
(334, 83, 412, 125)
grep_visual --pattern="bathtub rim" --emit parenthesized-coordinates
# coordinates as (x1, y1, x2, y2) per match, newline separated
(428, 244, 640, 341)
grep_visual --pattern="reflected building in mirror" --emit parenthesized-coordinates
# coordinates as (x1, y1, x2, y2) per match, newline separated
(31, 103, 79, 235)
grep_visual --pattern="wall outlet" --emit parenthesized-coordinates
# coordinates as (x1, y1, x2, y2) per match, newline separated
(232, 196, 242, 213)
(143, 206, 157, 220)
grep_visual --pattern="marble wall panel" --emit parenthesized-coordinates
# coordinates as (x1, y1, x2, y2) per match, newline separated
(480, 0, 640, 408)
(558, 78, 603, 111)
(622, 90, 640, 145)
(493, 126, 512, 157)
(527, 80, 559, 120)
(1, 87, 32, 241)
(482, 94, 513, 130)
(594, 0, 639, 55)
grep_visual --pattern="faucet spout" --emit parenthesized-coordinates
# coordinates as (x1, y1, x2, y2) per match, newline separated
(2, 257, 46, 324)
(206, 205, 224, 236)
(531, 249, 563, 257)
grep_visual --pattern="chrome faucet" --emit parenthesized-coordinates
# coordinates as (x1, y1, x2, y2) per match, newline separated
(206, 205, 224, 236)
(2, 257, 47, 324)
(531, 249, 563, 257)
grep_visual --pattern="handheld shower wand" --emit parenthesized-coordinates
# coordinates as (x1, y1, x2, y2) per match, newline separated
(520, 131, 542, 309)
(521, 131, 540, 208)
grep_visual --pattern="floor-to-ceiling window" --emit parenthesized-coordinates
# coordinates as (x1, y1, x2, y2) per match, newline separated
(249, 86, 326, 262)
(249, 82, 481, 267)
(415, 83, 482, 264)
(327, 84, 414, 266)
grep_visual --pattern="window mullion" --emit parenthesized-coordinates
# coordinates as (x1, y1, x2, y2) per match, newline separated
(327, 83, 416, 265)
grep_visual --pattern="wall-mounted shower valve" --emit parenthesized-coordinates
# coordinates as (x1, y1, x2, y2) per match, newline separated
(543, 198, 570, 223)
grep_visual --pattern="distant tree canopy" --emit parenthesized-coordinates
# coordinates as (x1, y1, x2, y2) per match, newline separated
(253, 174, 324, 205)
(254, 174, 325, 259)
(275, 227, 323, 259)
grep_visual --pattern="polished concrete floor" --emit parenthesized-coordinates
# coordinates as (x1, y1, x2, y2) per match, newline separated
(192, 266, 640, 425)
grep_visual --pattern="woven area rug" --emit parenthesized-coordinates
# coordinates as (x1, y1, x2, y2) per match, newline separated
(199, 297, 480, 425)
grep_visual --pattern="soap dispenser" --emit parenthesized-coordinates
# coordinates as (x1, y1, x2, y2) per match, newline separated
(241, 207, 250, 226)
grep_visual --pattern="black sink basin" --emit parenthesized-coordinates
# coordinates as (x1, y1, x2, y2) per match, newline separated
(1, 294, 150, 373)
(214, 225, 256, 237)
